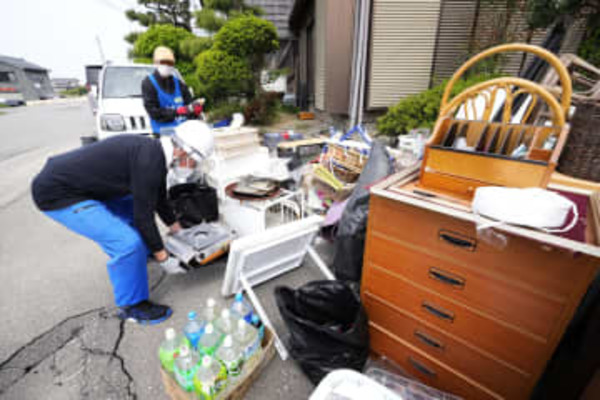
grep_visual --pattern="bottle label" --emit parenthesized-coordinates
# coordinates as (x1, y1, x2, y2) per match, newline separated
(222, 357, 244, 377)
(158, 348, 177, 373)
(244, 339, 260, 360)
(185, 331, 202, 350)
(175, 367, 195, 392)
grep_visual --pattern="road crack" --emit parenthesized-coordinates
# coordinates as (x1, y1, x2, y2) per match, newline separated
(0, 307, 137, 399)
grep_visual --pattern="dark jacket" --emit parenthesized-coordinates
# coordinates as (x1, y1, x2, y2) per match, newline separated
(31, 135, 176, 252)
(142, 70, 192, 124)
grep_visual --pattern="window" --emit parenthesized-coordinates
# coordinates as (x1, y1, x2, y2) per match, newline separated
(102, 66, 155, 99)
(0, 71, 15, 82)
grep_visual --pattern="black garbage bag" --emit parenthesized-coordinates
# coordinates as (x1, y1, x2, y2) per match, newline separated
(332, 141, 394, 282)
(168, 182, 218, 228)
(275, 280, 370, 385)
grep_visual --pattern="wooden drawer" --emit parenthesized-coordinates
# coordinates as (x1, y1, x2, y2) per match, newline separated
(369, 195, 596, 299)
(362, 264, 547, 374)
(367, 235, 564, 339)
(370, 323, 501, 400)
(364, 292, 533, 399)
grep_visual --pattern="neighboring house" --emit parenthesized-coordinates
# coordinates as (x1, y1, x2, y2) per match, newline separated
(288, 0, 586, 116)
(51, 78, 80, 92)
(245, 0, 295, 68)
(0, 55, 54, 101)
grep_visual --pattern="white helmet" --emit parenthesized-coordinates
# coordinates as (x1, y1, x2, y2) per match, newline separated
(171, 120, 214, 162)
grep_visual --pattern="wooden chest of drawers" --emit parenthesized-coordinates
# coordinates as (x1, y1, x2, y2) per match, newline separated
(361, 175, 600, 399)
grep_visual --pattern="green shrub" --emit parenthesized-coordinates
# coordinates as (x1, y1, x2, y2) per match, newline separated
(207, 101, 245, 122)
(179, 36, 213, 61)
(133, 24, 193, 59)
(578, 23, 600, 67)
(194, 49, 253, 103)
(214, 14, 278, 60)
(62, 86, 88, 97)
(244, 91, 281, 125)
(376, 74, 497, 136)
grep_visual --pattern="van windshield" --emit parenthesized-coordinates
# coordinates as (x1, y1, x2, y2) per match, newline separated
(102, 66, 155, 98)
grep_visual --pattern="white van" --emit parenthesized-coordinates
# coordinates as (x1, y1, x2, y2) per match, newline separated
(94, 63, 156, 140)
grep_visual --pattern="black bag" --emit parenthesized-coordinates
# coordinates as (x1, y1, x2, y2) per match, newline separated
(332, 141, 394, 282)
(168, 183, 218, 228)
(275, 280, 370, 385)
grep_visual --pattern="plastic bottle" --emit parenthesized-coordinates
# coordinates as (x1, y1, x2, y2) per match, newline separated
(215, 309, 236, 335)
(174, 345, 199, 392)
(158, 328, 183, 374)
(193, 355, 227, 400)
(250, 314, 265, 341)
(202, 297, 221, 323)
(231, 292, 254, 323)
(198, 322, 223, 356)
(183, 311, 204, 350)
(233, 319, 261, 362)
(215, 335, 244, 378)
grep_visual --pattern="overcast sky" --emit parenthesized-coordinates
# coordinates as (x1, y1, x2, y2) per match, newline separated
(1, 0, 140, 81)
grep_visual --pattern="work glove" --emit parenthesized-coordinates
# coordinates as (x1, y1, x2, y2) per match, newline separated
(160, 256, 187, 274)
(176, 106, 190, 116)
(191, 98, 205, 117)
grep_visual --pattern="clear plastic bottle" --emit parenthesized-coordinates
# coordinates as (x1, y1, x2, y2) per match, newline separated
(198, 322, 223, 356)
(183, 311, 204, 350)
(193, 355, 227, 400)
(231, 292, 253, 323)
(250, 314, 265, 341)
(202, 297, 221, 323)
(158, 328, 183, 374)
(215, 335, 244, 378)
(174, 345, 199, 392)
(215, 309, 236, 335)
(233, 319, 261, 362)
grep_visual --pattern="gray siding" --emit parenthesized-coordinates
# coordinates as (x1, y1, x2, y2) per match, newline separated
(431, 0, 478, 84)
(367, 0, 442, 109)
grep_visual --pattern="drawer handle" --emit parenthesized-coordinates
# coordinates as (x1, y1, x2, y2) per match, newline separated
(429, 267, 465, 289)
(408, 357, 437, 378)
(422, 301, 455, 322)
(414, 330, 445, 350)
(438, 230, 476, 251)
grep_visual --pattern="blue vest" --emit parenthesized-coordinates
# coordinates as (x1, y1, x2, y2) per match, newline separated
(148, 74, 185, 135)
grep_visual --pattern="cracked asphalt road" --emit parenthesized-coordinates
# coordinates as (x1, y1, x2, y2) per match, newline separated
(0, 100, 319, 399)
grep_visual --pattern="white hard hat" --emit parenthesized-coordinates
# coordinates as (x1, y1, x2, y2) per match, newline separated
(172, 120, 214, 161)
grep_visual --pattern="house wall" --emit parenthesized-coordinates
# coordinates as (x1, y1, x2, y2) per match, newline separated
(324, 0, 356, 114)
(313, 0, 327, 110)
(0, 65, 24, 101)
(366, 0, 442, 109)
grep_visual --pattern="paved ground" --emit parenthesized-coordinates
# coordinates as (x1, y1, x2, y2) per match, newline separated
(0, 101, 323, 399)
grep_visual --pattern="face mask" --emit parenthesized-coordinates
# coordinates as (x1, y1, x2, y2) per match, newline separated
(157, 65, 174, 78)
(171, 166, 196, 184)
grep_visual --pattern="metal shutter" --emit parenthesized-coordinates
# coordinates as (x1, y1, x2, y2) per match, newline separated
(431, 0, 478, 85)
(314, 0, 327, 111)
(367, 0, 442, 109)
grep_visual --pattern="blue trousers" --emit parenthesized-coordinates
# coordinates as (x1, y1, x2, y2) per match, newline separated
(44, 196, 149, 307)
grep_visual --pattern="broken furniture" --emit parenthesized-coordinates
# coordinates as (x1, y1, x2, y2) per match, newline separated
(360, 44, 600, 399)
(221, 215, 334, 360)
(362, 169, 600, 400)
(419, 43, 572, 201)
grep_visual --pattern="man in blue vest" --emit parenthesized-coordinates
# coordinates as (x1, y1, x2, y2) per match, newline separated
(142, 46, 203, 135)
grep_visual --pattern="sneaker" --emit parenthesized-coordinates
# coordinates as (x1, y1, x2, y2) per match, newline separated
(118, 300, 173, 325)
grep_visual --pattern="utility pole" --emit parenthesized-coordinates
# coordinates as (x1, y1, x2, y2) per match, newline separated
(96, 35, 106, 64)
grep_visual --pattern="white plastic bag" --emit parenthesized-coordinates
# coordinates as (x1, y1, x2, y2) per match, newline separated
(472, 187, 578, 233)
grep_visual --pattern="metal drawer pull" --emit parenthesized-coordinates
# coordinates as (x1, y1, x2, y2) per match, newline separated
(429, 267, 465, 289)
(422, 301, 455, 322)
(414, 330, 445, 350)
(408, 357, 437, 378)
(438, 230, 476, 251)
